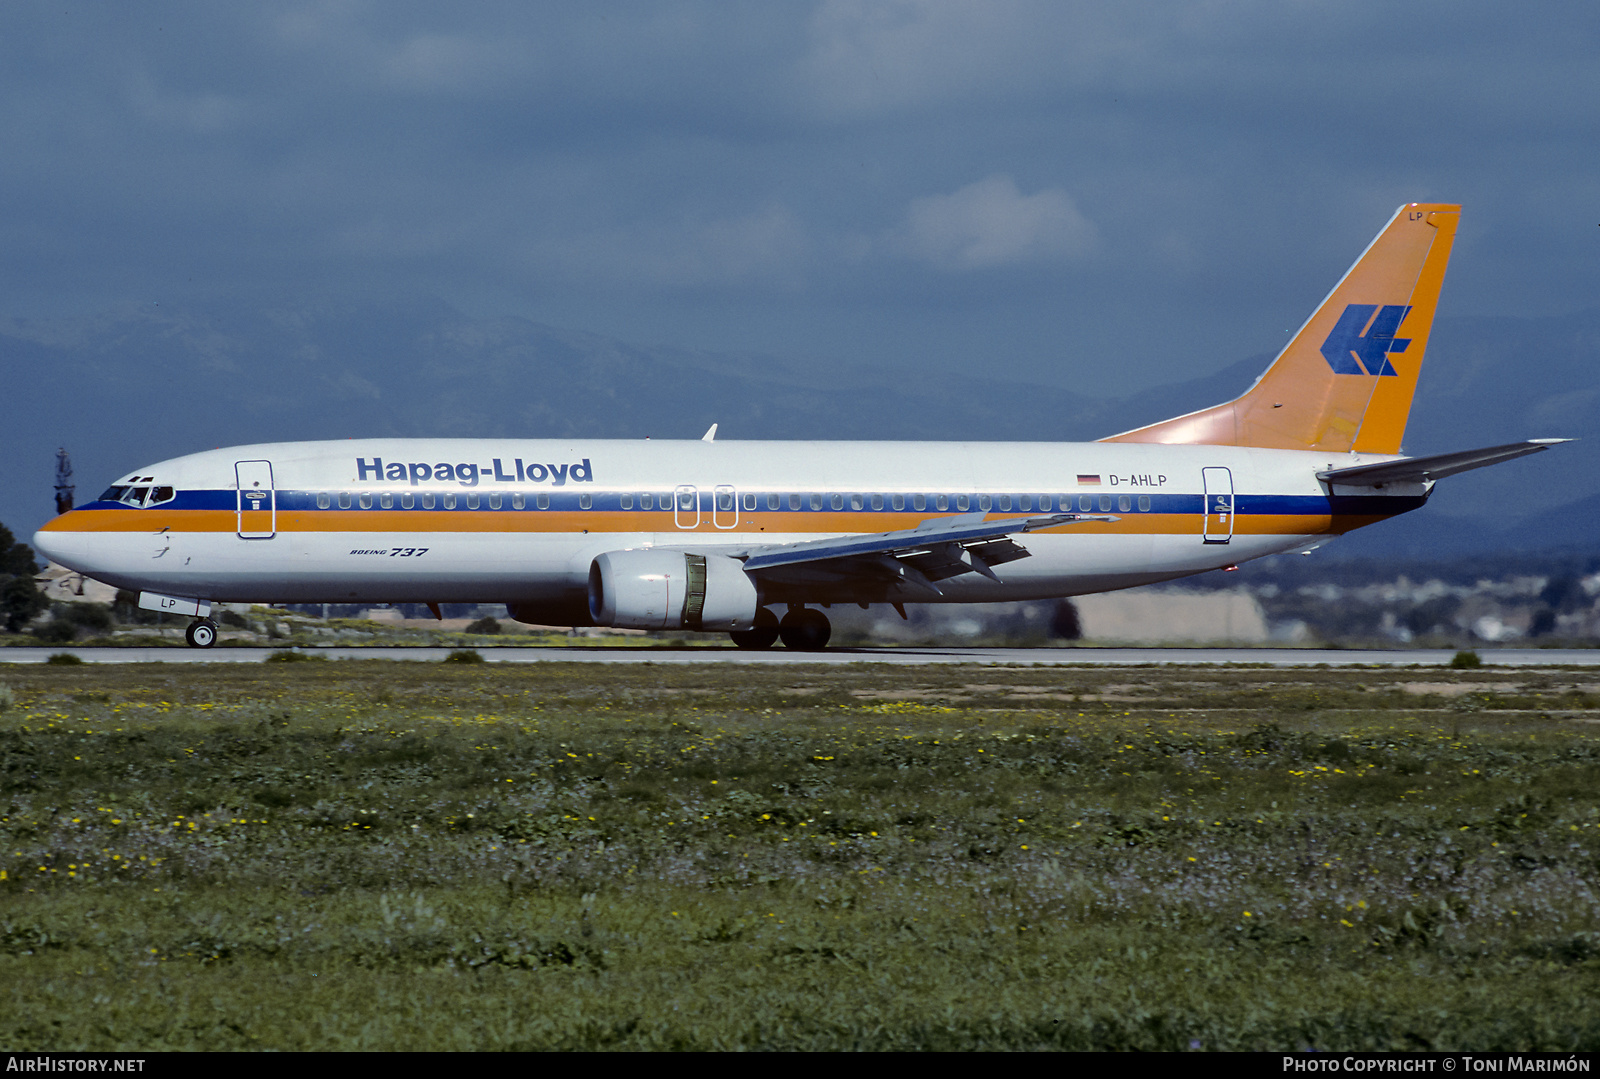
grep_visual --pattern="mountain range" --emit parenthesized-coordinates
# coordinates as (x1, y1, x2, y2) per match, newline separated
(3, 299, 1595, 560)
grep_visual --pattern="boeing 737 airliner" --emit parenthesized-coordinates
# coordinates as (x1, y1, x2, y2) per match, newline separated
(33, 204, 1564, 649)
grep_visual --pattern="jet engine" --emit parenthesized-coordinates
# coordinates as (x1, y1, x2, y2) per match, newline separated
(588, 550, 760, 630)
(505, 597, 594, 628)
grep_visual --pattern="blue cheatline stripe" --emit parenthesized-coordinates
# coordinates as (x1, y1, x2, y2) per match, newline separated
(78, 489, 1427, 517)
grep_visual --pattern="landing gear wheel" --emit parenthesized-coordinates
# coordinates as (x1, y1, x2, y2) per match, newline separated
(185, 618, 218, 649)
(778, 607, 831, 651)
(730, 607, 780, 650)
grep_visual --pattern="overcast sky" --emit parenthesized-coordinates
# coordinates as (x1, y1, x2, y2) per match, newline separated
(2, 1, 1596, 396)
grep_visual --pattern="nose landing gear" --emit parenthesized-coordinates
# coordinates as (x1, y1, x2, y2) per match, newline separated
(184, 618, 218, 649)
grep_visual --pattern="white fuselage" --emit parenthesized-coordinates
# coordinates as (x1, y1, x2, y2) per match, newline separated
(33, 437, 1425, 619)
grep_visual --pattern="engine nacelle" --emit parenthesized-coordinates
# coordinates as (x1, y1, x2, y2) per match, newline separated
(588, 550, 760, 630)
(505, 597, 594, 628)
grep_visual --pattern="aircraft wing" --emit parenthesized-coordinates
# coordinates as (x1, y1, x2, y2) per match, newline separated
(1317, 439, 1569, 487)
(732, 510, 1117, 594)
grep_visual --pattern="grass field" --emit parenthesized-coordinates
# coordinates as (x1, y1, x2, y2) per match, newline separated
(2, 658, 1599, 1051)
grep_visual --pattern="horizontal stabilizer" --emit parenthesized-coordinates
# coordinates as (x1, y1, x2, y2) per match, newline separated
(1317, 439, 1569, 487)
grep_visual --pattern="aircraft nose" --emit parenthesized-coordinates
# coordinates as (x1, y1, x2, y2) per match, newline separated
(32, 524, 84, 571)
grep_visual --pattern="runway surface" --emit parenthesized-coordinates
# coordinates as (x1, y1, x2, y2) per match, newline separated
(4, 646, 1600, 666)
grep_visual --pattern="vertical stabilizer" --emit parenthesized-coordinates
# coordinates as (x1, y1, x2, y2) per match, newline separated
(1102, 204, 1460, 454)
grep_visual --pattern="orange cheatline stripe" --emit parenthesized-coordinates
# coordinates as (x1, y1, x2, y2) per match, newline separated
(41, 507, 1392, 538)
(40, 510, 238, 533)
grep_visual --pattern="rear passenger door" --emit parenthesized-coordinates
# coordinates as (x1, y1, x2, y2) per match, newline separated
(1201, 467, 1233, 545)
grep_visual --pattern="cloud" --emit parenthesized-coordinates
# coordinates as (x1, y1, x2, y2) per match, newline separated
(544, 205, 811, 290)
(379, 32, 526, 94)
(902, 175, 1096, 270)
(127, 71, 249, 135)
(797, 0, 1117, 116)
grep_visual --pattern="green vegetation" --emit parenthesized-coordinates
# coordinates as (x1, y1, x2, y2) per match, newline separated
(2, 660, 1599, 1050)
(0, 599, 696, 649)
(0, 523, 46, 634)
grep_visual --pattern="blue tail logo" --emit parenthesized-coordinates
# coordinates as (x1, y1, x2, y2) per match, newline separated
(1319, 304, 1412, 376)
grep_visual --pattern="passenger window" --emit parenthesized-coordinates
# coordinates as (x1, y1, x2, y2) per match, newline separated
(1118, 495, 1131, 512)
(638, 493, 652, 510)
(401, 493, 414, 509)
(338, 492, 352, 509)
(788, 494, 800, 510)
(850, 494, 864, 510)
(868, 494, 881, 510)
(997, 494, 1011, 511)
(913, 494, 926, 511)
(467, 493, 480, 510)
(423, 493, 436, 509)
(317, 493, 331, 509)
(379, 493, 394, 509)
(536, 493, 550, 510)
(936, 495, 948, 510)
(956, 495, 970, 511)
(1079, 495, 1092, 512)
(767, 493, 780, 511)
(811, 494, 824, 511)
(359, 493, 373, 509)
(678, 490, 695, 511)
(489, 493, 502, 510)
(741, 493, 755, 511)
(830, 494, 844, 510)
(579, 494, 592, 510)
(1018, 495, 1030, 511)
(1099, 495, 1112, 512)
(891, 494, 905, 510)
(512, 493, 525, 510)
(620, 493, 634, 510)
(443, 493, 457, 510)
(1138, 495, 1151, 511)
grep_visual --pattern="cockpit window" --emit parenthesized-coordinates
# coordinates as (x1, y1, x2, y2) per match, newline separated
(99, 485, 175, 508)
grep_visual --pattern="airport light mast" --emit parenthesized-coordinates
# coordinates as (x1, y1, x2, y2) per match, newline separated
(54, 448, 74, 516)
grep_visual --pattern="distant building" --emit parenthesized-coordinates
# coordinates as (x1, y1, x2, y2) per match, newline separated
(1075, 590, 1270, 643)
(36, 561, 117, 606)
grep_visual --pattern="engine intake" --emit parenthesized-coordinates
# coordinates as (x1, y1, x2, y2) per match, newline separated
(588, 550, 759, 630)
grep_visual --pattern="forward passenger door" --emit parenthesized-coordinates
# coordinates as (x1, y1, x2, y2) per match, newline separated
(236, 460, 276, 539)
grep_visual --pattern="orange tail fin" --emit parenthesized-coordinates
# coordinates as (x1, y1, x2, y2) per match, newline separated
(1103, 203, 1460, 454)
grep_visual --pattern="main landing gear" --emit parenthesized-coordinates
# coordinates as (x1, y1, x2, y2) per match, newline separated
(184, 618, 218, 649)
(729, 607, 779, 650)
(729, 607, 831, 651)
